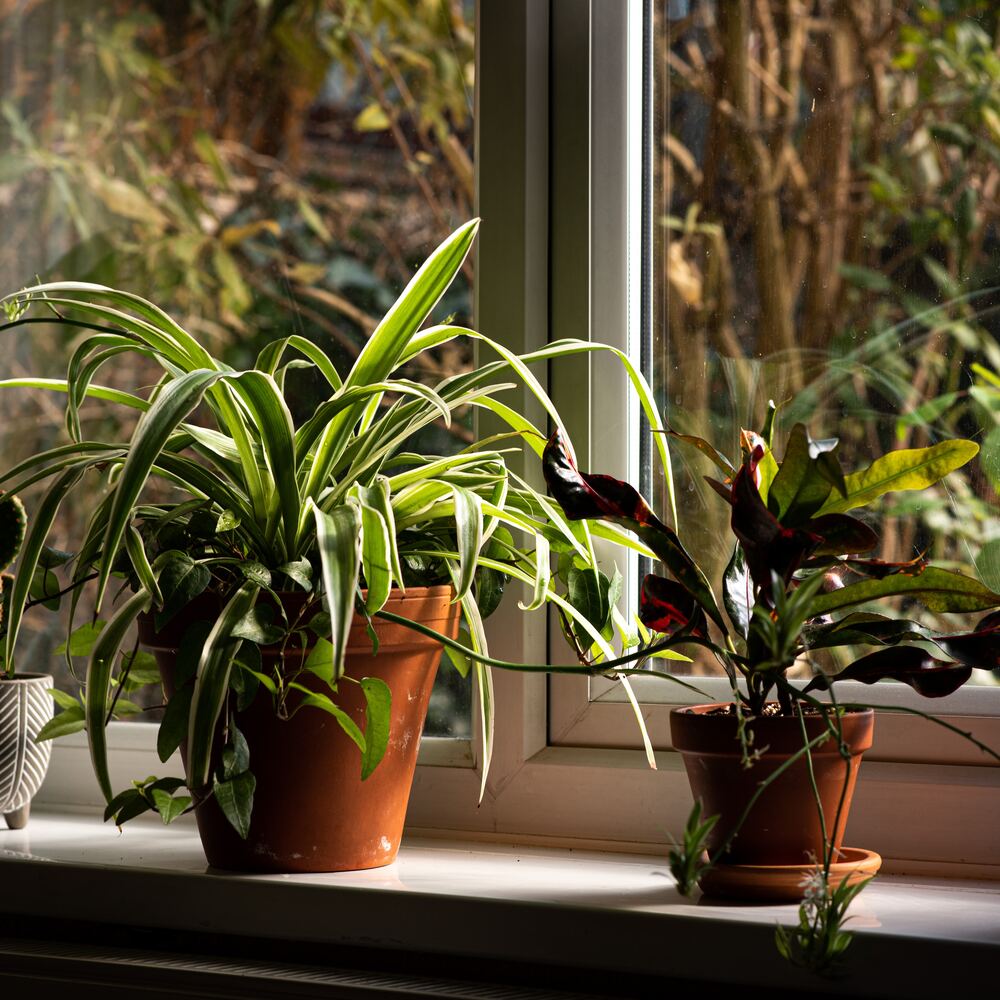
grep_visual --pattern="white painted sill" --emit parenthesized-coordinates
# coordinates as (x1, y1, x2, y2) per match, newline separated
(1, 811, 999, 998)
(34, 719, 1000, 876)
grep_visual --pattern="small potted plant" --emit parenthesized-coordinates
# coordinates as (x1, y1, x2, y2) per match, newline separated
(543, 413, 1000, 905)
(0, 490, 54, 830)
(0, 220, 661, 870)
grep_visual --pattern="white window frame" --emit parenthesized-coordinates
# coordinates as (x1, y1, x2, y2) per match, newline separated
(37, 0, 1000, 876)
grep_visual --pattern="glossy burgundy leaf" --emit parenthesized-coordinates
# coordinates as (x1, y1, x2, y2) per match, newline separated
(544, 431, 727, 631)
(639, 574, 705, 637)
(730, 450, 822, 592)
(806, 645, 972, 698)
(543, 430, 657, 524)
(807, 513, 879, 557)
(932, 610, 1000, 669)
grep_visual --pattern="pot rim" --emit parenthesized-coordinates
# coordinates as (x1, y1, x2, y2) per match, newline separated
(137, 582, 457, 618)
(0, 673, 54, 684)
(670, 701, 875, 756)
(138, 582, 461, 655)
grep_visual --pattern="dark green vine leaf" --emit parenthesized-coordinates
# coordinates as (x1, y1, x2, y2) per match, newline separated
(360, 676, 392, 780)
(154, 550, 211, 628)
(150, 787, 191, 824)
(157, 684, 192, 762)
(231, 605, 284, 645)
(56, 620, 107, 658)
(214, 771, 255, 840)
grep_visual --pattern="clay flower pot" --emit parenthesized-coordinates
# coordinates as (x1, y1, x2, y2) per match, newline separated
(670, 703, 877, 900)
(139, 586, 459, 872)
(0, 673, 54, 829)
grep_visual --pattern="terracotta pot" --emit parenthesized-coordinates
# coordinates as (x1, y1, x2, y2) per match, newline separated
(670, 703, 874, 867)
(139, 586, 459, 872)
(0, 673, 54, 830)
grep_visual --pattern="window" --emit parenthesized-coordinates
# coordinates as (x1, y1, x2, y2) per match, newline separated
(1, 1, 476, 763)
(18, 1, 1000, 871)
(551, 0, 1000, 777)
(472, 0, 997, 865)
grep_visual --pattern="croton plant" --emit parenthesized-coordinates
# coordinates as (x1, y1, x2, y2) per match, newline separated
(543, 409, 1000, 718)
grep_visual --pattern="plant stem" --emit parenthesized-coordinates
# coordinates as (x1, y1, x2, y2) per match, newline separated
(374, 609, 715, 697)
(23, 571, 99, 610)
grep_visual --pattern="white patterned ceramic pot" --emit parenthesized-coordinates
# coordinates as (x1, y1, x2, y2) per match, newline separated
(0, 674, 53, 829)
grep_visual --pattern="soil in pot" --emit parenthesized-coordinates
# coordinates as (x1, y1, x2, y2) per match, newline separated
(670, 702, 874, 869)
(139, 586, 459, 873)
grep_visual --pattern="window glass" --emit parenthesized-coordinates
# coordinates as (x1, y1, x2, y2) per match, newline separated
(649, 1, 1000, 682)
(0, 0, 475, 735)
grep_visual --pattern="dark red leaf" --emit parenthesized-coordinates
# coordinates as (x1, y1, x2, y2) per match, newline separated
(807, 645, 972, 698)
(807, 514, 879, 557)
(731, 456, 822, 592)
(933, 611, 1000, 669)
(639, 574, 705, 637)
(543, 430, 657, 524)
(544, 431, 727, 631)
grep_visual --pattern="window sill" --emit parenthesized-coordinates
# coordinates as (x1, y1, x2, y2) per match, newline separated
(1, 811, 998, 998)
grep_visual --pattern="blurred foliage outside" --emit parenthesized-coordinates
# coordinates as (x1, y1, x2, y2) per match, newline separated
(0, 0, 475, 733)
(654, 1, 1000, 681)
(4, 0, 999, 704)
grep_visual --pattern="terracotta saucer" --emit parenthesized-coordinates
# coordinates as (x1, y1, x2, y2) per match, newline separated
(697, 847, 882, 903)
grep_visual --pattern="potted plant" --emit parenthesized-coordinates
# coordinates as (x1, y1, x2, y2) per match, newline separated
(0, 219, 663, 871)
(542, 414, 1000, 906)
(0, 490, 54, 830)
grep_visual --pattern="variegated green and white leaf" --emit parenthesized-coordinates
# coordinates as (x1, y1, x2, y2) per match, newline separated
(187, 582, 259, 790)
(96, 368, 223, 609)
(449, 484, 483, 601)
(85, 588, 153, 801)
(310, 500, 363, 680)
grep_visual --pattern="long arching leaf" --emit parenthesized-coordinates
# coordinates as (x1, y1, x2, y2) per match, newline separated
(301, 219, 479, 505)
(256, 334, 342, 391)
(0, 443, 125, 495)
(358, 477, 404, 588)
(65, 335, 153, 440)
(449, 484, 483, 601)
(223, 370, 299, 557)
(3, 282, 214, 368)
(85, 588, 152, 801)
(294, 380, 452, 465)
(310, 500, 363, 680)
(348, 219, 479, 388)
(186, 581, 259, 790)
(96, 368, 223, 609)
(357, 501, 392, 614)
(0, 377, 149, 412)
(3, 466, 85, 671)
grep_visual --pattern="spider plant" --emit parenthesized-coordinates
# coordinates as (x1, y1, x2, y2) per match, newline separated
(0, 219, 669, 831)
